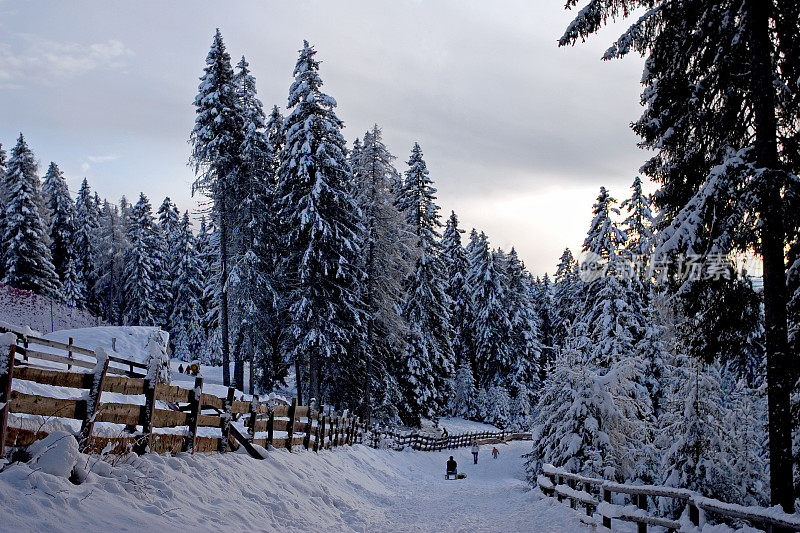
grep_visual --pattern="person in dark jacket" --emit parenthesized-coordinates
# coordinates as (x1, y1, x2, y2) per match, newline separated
(446, 456, 457, 474)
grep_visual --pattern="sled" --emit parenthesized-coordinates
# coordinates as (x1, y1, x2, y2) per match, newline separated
(445, 472, 467, 480)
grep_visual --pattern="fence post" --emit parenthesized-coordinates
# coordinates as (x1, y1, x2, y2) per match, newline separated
(247, 395, 259, 443)
(602, 488, 612, 529)
(303, 407, 313, 451)
(266, 404, 275, 448)
(286, 398, 296, 452)
(689, 501, 699, 527)
(0, 345, 16, 458)
(314, 406, 325, 452)
(67, 337, 73, 371)
(135, 377, 157, 455)
(637, 494, 647, 533)
(219, 387, 235, 452)
(183, 376, 203, 453)
(79, 355, 110, 452)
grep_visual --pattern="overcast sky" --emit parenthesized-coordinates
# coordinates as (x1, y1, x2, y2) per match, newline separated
(0, 0, 647, 275)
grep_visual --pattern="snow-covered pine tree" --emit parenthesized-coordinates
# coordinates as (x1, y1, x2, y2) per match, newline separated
(0, 142, 7, 280)
(276, 41, 365, 406)
(41, 163, 79, 296)
(396, 142, 454, 426)
(352, 125, 413, 422)
(551, 248, 581, 350)
(441, 211, 473, 370)
(94, 200, 129, 323)
(189, 29, 241, 387)
(620, 176, 655, 268)
(2, 134, 59, 297)
(74, 178, 100, 311)
(122, 193, 160, 326)
(468, 233, 512, 389)
(485, 385, 512, 429)
(449, 360, 476, 419)
(170, 212, 205, 362)
(559, 0, 799, 509)
(504, 248, 542, 413)
(196, 216, 221, 366)
(229, 55, 279, 393)
(155, 197, 180, 330)
(533, 274, 555, 383)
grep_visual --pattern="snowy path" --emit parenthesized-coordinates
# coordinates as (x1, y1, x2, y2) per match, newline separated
(367, 440, 592, 532)
(0, 437, 590, 532)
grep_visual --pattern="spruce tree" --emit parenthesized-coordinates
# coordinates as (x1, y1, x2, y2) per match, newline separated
(2, 134, 59, 297)
(123, 193, 159, 326)
(190, 29, 241, 386)
(353, 125, 412, 422)
(396, 142, 454, 426)
(468, 233, 512, 388)
(74, 178, 100, 311)
(276, 41, 365, 406)
(552, 248, 581, 350)
(156, 197, 180, 329)
(0, 142, 7, 280)
(560, 0, 799, 509)
(441, 211, 473, 369)
(170, 212, 205, 361)
(41, 162, 79, 294)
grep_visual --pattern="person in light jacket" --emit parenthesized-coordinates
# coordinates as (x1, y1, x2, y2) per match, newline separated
(471, 441, 480, 464)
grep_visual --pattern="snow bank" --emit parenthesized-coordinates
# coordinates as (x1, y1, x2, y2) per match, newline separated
(0, 282, 104, 334)
(44, 326, 167, 365)
(0, 440, 590, 532)
(26, 431, 80, 478)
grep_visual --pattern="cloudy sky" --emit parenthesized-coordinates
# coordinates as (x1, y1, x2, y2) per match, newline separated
(0, 0, 647, 275)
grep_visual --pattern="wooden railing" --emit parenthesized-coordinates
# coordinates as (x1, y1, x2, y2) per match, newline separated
(0, 325, 148, 377)
(538, 464, 800, 533)
(0, 344, 365, 459)
(366, 426, 532, 451)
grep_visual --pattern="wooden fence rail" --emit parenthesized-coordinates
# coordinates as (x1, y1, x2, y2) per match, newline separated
(0, 344, 365, 459)
(538, 464, 800, 533)
(366, 426, 531, 451)
(0, 325, 148, 378)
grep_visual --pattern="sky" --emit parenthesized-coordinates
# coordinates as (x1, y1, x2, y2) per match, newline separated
(0, 0, 648, 275)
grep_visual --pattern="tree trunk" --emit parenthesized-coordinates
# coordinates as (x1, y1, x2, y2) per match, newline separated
(219, 213, 231, 387)
(232, 329, 245, 392)
(294, 353, 303, 406)
(747, 0, 795, 513)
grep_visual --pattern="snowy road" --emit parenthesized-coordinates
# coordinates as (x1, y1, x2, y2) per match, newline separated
(366, 440, 593, 532)
(0, 435, 591, 532)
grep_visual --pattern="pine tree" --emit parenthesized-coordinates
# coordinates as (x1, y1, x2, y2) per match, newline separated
(189, 29, 241, 386)
(620, 176, 655, 267)
(123, 193, 159, 326)
(441, 211, 473, 369)
(449, 360, 476, 419)
(560, 0, 799, 509)
(2, 134, 59, 297)
(170, 212, 205, 361)
(95, 200, 128, 322)
(41, 163, 79, 295)
(468, 233, 512, 389)
(155, 197, 180, 329)
(352, 125, 413, 422)
(0, 142, 8, 280)
(396, 142, 454, 426)
(276, 41, 365, 406)
(196, 217, 221, 366)
(552, 248, 581, 350)
(74, 178, 100, 311)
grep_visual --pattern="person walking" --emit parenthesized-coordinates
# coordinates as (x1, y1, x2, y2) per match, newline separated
(492, 447, 499, 459)
(471, 440, 480, 464)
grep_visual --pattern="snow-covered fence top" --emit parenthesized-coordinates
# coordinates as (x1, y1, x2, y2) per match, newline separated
(366, 426, 531, 451)
(538, 464, 800, 532)
(0, 324, 148, 378)
(0, 342, 365, 459)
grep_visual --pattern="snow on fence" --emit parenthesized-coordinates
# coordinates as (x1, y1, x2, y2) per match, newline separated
(0, 324, 148, 378)
(538, 464, 800, 533)
(366, 426, 531, 451)
(0, 341, 365, 460)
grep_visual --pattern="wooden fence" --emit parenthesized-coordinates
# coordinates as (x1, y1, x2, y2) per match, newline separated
(538, 464, 800, 533)
(366, 426, 531, 451)
(0, 342, 365, 459)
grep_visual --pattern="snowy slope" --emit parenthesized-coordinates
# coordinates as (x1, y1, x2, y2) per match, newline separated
(0, 282, 104, 334)
(0, 438, 593, 532)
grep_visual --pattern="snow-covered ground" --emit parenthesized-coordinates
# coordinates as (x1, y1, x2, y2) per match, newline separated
(0, 283, 104, 334)
(0, 437, 592, 532)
